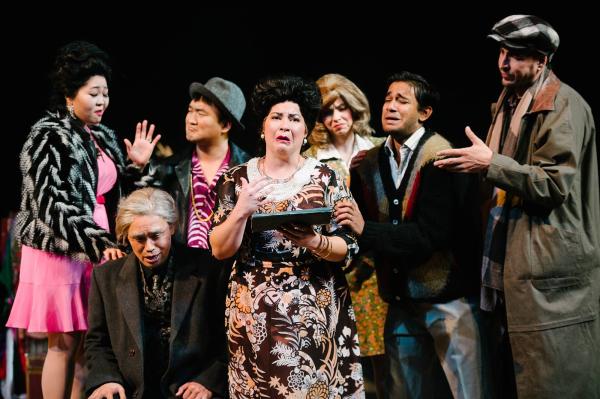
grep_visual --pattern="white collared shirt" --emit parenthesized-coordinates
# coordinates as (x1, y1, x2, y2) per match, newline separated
(384, 127, 426, 189)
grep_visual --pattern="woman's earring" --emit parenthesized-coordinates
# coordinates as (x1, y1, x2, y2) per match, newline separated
(260, 132, 265, 140)
(303, 137, 308, 145)
(67, 104, 75, 119)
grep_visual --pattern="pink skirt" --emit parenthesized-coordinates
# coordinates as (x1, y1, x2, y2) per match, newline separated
(6, 245, 92, 333)
(7, 142, 116, 333)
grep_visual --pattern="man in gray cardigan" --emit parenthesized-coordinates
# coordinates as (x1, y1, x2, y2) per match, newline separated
(436, 15, 600, 398)
(336, 71, 485, 399)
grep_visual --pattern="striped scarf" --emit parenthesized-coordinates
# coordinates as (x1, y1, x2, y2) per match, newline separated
(481, 68, 548, 311)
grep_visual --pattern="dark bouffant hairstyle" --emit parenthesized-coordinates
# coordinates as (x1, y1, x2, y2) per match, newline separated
(386, 71, 440, 112)
(251, 75, 322, 134)
(50, 41, 111, 114)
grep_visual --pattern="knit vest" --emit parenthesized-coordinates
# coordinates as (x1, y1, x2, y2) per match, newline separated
(354, 131, 459, 301)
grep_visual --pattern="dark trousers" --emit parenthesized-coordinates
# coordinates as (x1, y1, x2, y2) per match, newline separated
(489, 297, 518, 399)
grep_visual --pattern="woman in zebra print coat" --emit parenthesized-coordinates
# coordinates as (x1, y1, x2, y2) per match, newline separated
(6, 41, 158, 399)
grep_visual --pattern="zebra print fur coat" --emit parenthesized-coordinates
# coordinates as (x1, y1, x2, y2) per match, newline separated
(14, 111, 126, 263)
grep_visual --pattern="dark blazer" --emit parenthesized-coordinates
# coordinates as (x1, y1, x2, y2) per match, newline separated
(139, 142, 250, 244)
(85, 243, 228, 398)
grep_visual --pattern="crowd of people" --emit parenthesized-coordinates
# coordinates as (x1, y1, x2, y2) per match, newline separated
(5, 14, 600, 399)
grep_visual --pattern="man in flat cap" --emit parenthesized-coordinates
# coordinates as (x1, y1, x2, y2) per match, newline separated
(435, 14, 600, 398)
(138, 77, 250, 249)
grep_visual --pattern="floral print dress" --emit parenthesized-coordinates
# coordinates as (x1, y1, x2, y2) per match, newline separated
(212, 157, 365, 399)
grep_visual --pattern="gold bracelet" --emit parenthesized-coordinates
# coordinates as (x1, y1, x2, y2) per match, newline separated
(312, 235, 327, 258)
(320, 237, 333, 259)
(313, 236, 332, 259)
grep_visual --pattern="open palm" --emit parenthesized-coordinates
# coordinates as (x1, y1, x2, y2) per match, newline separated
(124, 120, 161, 168)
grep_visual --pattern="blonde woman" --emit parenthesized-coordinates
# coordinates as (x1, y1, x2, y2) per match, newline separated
(304, 73, 383, 185)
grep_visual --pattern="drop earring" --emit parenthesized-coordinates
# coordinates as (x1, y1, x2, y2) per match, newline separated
(260, 131, 265, 140)
(67, 103, 75, 119)
(303, 137, 307, 145)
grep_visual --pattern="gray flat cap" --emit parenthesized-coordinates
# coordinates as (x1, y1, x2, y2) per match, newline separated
(488, 15, 560, 56)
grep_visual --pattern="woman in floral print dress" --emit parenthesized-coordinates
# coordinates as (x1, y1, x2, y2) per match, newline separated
(210, 75, 365, 399)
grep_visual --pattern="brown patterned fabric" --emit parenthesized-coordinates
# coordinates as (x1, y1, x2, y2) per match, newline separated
(212, 160, 365, 398)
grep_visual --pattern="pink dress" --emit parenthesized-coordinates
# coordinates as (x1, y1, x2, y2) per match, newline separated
(6, 138, 117, 333)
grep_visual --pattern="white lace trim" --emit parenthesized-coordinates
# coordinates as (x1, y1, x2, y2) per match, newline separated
(247, 157, 321, 202)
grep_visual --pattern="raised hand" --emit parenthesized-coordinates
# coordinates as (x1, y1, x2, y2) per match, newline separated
(124, 120, 161, 168)
(234, 176, 273, 218)
(434, 126, 492, 173)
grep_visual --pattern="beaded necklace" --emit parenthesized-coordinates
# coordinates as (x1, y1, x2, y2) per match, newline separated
(189, 173, 213, 222)
(258, 156, 304, 184)
(138, 252, 174, 320)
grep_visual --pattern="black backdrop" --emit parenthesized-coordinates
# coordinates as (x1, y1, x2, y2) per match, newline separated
(3, 8, 597, 216)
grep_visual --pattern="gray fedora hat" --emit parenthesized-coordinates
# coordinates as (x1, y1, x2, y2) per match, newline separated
(189, 77, 246, 131)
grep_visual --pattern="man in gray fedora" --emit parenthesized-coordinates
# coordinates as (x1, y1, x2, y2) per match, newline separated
(138, 77, 250, 248)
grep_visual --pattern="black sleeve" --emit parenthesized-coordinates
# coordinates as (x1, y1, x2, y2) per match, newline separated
(358, 164, 455, 262)
(119, 162, 151, 194)
(129, 156, 175, 190)
(84, 269, 125, 395)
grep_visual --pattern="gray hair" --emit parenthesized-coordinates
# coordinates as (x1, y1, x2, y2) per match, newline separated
(115, 188, 178, 245)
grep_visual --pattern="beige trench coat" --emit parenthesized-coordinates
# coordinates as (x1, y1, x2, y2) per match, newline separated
(484, 71, 600, 398)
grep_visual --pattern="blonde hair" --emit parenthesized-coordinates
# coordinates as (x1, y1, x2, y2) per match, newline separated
(308, 73, 374, 148)
(115, 188, 178, 245)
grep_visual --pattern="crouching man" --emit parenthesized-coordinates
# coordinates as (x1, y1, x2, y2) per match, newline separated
(85, 188, 227, 399)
